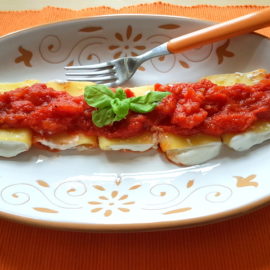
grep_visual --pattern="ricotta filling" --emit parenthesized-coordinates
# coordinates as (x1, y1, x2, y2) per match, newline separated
(166, 142, 222, 165)
(37, 136, 81, 151)
(226, 130, 270, 151)
(0, 141, 30, 157)
(105, 143, 155, 152)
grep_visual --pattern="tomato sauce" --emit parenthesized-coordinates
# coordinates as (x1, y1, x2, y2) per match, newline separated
(154, 78, 270, 136)
(0, 84, 95, 136)
(1, 78, 270, 138)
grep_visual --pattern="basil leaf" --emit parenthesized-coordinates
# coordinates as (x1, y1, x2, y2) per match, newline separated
(130, 91, 170, 104)
(84, 85, 115, 109)
(129, 91, 171, 113)
(115, 88, 127, 100)
(92, 107, 115, 127)
(129, 103, 155, 113)
(111, 98, 130, 119)
(85, 86, 171, 127)
(146, 91, 171, 103)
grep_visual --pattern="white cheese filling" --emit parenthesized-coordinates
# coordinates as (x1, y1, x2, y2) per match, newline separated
(105, 143, 155, 152)
(166, 142, 222, 165)
(226, 130, 270, 151)
(0, 141, 30, 157)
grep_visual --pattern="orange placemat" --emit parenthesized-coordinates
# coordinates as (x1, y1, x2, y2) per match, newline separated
(0, 4, 269, 37)
(1, 3, 270, 270)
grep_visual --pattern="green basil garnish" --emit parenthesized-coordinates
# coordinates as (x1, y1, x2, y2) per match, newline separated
(84, 85, 170, 127)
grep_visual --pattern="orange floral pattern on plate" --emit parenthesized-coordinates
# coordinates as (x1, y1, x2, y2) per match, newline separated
(88, 180, 140, 217)
(216, 39, 235, 64)
(109, 25, 146, 59)
(15, 46, 33, 67)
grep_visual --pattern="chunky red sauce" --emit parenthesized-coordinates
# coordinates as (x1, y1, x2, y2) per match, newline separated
(1, 77, 270, 138)
(154, 77, 270, 136)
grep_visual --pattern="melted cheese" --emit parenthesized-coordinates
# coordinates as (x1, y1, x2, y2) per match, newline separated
(46, 81, 94, 96)
(204, 69, 267, 86)
(99, 133, 156, 152)
(130, 85, 154, 97)
(0, 80, 40, 93)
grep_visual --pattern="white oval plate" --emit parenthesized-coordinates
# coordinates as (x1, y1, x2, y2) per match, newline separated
(0, 15, 270, 231)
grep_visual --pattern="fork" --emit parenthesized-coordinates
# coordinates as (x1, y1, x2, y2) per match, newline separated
(65, 7, 270, 87)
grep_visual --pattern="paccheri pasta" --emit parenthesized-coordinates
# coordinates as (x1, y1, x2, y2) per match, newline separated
(0, 69, 269, 166)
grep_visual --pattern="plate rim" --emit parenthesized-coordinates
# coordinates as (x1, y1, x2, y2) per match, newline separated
(2, 193, 270, 232)
(1, 14, 270, 231)
(0, 13, 215, 41)
(1, 13, 268, 42)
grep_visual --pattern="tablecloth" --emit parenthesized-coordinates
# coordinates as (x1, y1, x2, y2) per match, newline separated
(1, 3, 270, 270)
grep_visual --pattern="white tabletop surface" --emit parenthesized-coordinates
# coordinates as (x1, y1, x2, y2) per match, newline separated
(0, 0, 269, 11)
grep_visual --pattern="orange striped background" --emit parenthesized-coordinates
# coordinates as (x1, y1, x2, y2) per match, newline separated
(0, 4, 270, 270)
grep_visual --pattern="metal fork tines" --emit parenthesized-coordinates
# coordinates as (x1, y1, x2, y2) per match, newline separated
(64, 45, 170, 87)
(65, 62, 117, 85)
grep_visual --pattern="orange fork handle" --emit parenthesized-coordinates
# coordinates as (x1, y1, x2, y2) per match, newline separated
(167, 7, 270, 54)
